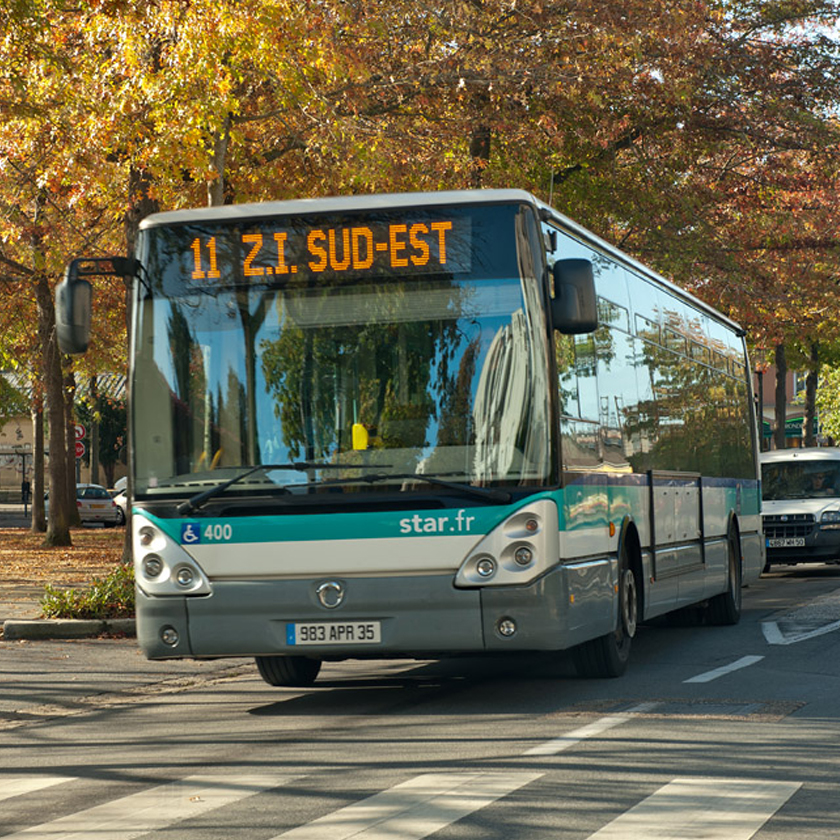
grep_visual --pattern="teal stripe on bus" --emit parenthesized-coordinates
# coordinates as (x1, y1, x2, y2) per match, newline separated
(148, 492, 566, 545)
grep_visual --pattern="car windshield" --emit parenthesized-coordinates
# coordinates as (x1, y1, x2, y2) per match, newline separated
(761, 461, 840, 500)
(78, 486, 111, 500)
(132, 203, 553, 499)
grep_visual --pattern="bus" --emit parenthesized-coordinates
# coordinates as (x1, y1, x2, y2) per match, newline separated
(56, 189, 764, 682)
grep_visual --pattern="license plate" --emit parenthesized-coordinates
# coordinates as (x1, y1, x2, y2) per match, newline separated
(90, 504, 108, 509)
(767, 538, 805, 548)
(286, 621, 381, 646)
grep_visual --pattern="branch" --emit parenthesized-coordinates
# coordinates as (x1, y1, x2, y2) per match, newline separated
(0, 253, 35, 280)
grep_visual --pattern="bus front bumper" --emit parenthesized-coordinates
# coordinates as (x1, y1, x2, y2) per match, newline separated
(136, 564, 615, 661)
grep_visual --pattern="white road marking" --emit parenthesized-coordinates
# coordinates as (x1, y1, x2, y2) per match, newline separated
(524, 702, 660, 756)
(762, 618, 840, 645)
(1, 773, 297, 840)
(270, 772, 542, 840)
(0, 776, 73, 803)
(586, 776, 800, 839)
(683, 655, 764, 683)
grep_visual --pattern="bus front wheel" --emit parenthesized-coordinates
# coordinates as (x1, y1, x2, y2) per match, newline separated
(255, 655, 322, 687)
(572, 546, 638, 679)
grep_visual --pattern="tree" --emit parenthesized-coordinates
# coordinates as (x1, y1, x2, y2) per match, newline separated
(76, 392, 126, 489)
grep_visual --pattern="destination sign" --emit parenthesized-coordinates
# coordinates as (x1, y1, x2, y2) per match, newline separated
(184, 216, 471, 285)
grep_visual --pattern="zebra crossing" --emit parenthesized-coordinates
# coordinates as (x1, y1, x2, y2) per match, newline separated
(0, 769, 801, 839)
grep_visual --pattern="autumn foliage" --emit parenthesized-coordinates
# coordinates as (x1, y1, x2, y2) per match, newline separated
(1, 0, 840, 529)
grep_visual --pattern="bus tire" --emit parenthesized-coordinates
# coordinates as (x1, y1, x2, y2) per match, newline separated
(572, 544, 639, 678)
(706, 524, 742, 626)
(255, 655, 322, 687)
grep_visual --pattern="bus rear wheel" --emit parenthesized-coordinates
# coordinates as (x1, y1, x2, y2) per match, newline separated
(706, 526, 742, 626)
(255, 655, 322, 687)
(572, 547, 638, 678)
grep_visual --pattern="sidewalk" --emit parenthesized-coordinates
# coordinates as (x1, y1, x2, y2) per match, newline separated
(0, 504, 43, 622)
(0, 504, 133, 638)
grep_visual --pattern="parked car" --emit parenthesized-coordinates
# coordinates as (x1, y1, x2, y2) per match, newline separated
(46, 483, 121, 527)
(761, 447, 840, 570)
(111, 488, 128, 526)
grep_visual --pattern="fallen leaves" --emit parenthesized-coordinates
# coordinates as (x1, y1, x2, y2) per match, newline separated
(0, 528, 125, 588)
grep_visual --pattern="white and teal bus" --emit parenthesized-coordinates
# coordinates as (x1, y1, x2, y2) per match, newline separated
(57, 189, 763, 682)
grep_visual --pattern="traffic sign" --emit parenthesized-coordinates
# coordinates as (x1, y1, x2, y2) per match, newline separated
(74, 424, 86, 440)
(75, 440, 86, 458)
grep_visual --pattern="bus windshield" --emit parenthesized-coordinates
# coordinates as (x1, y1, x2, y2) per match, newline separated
(132, 203, 553, 499)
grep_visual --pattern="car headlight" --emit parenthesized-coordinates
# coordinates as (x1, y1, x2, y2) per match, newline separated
(820, 510, 840, 528)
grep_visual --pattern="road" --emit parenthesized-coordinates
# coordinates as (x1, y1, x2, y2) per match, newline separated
(1, 564, 839, 839)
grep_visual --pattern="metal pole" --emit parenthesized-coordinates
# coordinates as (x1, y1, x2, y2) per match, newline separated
(757, 370, 765, 451)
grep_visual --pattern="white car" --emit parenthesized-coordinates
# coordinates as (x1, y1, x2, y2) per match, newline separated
(46, 483, 121, 526)
(761, 447, 840, 569)
(112, 488, 128, 526)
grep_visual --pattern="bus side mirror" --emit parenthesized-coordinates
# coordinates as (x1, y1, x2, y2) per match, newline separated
(550, 258, 598, 334)
(55, 262, 92, 354)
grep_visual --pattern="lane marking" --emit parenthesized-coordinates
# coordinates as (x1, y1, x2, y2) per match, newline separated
(271, 772, 542, 840)
(1, 773, 297, 840)
(762, 618, 840, 646)
(0, 776, 73, 803)
(586, 776, 801, 839)
(683, 655, 764, 684)
(525, 702, 660, 756)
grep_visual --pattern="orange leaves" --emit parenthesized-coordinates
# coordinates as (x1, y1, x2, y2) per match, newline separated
(0, 528, 124, 588)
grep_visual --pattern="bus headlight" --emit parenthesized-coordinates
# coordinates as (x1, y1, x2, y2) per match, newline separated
(476, 557, 497, 578)
(176, 566, 195, 587)
(514, 546, 534, 566)
(132, 514, 212, 597)
(455, 499, 558, 587)
(142, 555, 164, 578)
(138, 526, 157, 547)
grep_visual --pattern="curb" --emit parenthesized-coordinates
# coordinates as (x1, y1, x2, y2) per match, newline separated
(2, 618, 136, 641)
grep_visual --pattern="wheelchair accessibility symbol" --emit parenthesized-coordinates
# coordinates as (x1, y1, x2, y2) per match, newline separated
(180, 523, 201, 544)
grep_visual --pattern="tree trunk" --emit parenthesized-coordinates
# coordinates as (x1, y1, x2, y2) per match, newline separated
(803, 341, 819, 447)
(64, 368, 80, 524)
(30, 393, 46, 533)
(207, 116, 231, 207)
(35, 272, 72, 546)
(89, 374, 100, 485)
(468, 83, 491, 189)
(773, 342, 787, 451)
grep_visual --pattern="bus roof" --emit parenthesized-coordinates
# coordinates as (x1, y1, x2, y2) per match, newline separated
(139, 188, 744, 336)
(138, 189, 537, 229)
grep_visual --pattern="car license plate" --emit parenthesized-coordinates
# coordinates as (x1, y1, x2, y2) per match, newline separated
(767, 538, 805, 548)
(91, 503, 107, 509)
(286, 621, 381, 646)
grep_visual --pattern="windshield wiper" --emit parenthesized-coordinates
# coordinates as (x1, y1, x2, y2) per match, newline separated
(176, 462, 369, 515)
(177, 464, 512, 515)
(293, 472, 512, 504)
